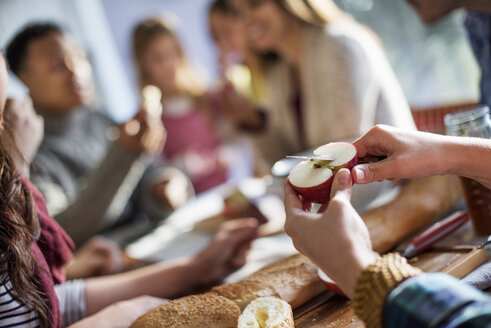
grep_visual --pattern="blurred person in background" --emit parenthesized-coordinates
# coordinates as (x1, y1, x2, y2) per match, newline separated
(6, 22, 193, 249)
(133, 17, 246, 193)
(407, 0, 491, 108)
(5, 98, 124, 280)
(0, 49, 258, 328)
(224, 0, 416, 171)
(208, 0, 267, 104)
(223, 0, 464, 255)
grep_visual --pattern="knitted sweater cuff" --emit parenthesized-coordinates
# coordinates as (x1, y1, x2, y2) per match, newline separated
(352, 253, 422, 328)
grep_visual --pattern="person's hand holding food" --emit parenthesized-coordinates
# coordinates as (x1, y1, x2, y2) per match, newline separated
(352, 124, 491, 188)
(284, 169, 377, 298)
(118, 110, 166, 155)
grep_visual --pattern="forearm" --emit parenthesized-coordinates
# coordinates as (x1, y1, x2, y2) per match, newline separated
(57, 141, 150, 246)
(84, 257, 198, 315)
(444, 136, 491, 188)
(362, 175, 462, 253)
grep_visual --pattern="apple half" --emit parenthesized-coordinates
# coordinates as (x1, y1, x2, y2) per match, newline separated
(288, 142, 358, 204)
(317, 268, 345, 296)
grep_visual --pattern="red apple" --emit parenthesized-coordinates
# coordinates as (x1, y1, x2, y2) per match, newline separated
(313, 142, 358, 171)
(288, 142, 358, 205)
(317, 268, 345, 296)
(288, 160, 334, 204)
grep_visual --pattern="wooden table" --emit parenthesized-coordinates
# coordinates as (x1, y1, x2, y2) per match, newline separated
(295, 295, 362, 328)
(293, 221, 489, 327)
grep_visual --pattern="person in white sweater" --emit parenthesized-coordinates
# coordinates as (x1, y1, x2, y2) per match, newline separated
(224, 0, 416, 169)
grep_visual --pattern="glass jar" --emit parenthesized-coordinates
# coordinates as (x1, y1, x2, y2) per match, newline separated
(445, 106, 491, 235)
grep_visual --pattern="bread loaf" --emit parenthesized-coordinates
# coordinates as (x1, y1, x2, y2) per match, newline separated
(250, 254, 310, 276)
(129, 293, 240, 328)
(238, 297, 294, 328)
(212, 280, 280, 310)
(214, 253, 325, 310)
(249, 258, 325, 309)
(131, 254, 322, 327)
(362, 175, 462, 253)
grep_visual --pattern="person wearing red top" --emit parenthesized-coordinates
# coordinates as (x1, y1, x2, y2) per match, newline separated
(0, 52, 258, 327)
(132, 17, 234, 194)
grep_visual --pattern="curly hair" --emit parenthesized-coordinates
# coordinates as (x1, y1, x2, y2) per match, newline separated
(0, 124, 51, 326)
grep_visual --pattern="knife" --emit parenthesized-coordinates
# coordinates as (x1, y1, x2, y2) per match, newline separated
(286, 155, 334, 161)
(293, 290, 336, 319)
(403, 211, 469, 259)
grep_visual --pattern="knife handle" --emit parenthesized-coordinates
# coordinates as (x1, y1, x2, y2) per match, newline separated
(403, 211, 469, 258)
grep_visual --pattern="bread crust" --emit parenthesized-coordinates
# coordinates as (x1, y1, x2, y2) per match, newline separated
(130, 254, 324, 327)
(129, 293, 240, 328)
(212, 280, 280, 310)
(215, 253, 325, 310)
(249, 258, 325, 309)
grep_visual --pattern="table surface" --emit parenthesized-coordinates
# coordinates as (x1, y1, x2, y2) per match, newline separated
(293, 221, 490, 327)
(124, 179, 490, 328)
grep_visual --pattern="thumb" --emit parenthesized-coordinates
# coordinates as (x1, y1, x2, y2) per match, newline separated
(330, 168, 352, 202)
(352, 160, 394, 184)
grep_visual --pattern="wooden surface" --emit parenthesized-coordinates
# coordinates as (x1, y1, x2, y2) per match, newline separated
(293, 222, 489, 327)
(295, 295, 362, 328)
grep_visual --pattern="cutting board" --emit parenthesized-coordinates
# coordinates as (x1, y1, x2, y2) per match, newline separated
(294, 246, 488, 328)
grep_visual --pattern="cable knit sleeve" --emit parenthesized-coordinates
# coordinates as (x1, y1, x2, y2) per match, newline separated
(54, 141, 151, 247)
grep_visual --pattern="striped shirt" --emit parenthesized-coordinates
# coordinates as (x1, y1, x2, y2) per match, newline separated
(54, 279, 86, 327)
(0, 275, 39, 328)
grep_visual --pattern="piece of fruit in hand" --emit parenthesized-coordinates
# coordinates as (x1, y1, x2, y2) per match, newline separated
(288, 142, 358, 205)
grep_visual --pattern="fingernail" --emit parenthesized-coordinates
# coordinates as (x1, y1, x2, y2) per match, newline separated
(354, 167, 366, 183)
(338, 169, 350, 187)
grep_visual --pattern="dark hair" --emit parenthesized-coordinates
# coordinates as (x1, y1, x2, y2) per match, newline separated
(209, 0, 239, 17)
(0, 122, 51, 327)
(6, 22, 63, 75)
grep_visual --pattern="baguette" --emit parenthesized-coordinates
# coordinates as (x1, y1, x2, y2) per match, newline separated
(362, 175, 462, 253)
(250, 254, 310, 276)
(129, 293, 240, 328)
(248, 260, 325, 309)
(238, 297, 294, 328)
(214, 254, 325, 310)
(212, 280, 280, 311)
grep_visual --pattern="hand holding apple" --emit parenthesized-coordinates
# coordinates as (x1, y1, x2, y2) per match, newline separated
(351, 125, 491, 189)
(287, 142, 358, 210)
(284, 169, 377, 298)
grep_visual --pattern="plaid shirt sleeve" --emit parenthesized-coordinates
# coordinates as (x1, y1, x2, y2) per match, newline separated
(384, 273, 491, 328)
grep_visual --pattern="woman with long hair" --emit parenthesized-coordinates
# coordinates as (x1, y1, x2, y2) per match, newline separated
(227, 0, 416, 169)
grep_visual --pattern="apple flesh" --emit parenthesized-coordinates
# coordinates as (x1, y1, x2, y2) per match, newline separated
(313, 142, 358, 170)
(288, 142, 358, 204)
(288, 159, 334, 204)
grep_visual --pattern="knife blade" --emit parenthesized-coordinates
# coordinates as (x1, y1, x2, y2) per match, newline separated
(286, 155, 334, 161)
(293, 290, 336, 319)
